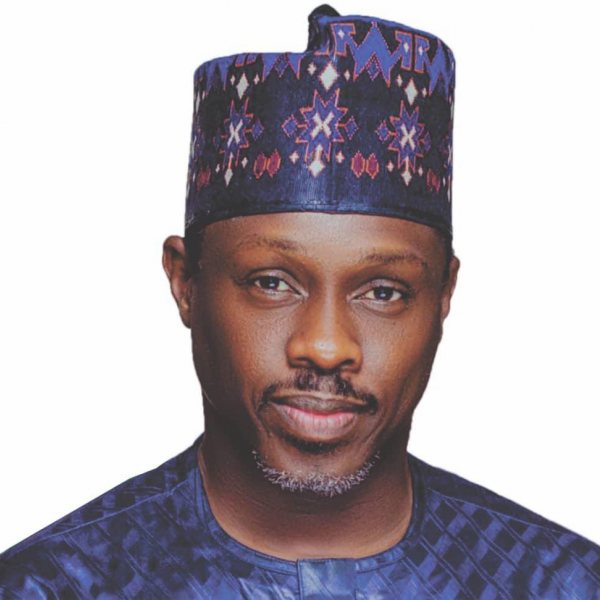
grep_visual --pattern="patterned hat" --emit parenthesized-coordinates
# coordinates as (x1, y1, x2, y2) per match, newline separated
(185, 4, 455, 239)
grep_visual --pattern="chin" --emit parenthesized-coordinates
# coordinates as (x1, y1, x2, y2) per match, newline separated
(252, 434, 381, 497)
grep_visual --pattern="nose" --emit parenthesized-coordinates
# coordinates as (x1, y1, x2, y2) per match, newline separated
(286, 293, 362, 373)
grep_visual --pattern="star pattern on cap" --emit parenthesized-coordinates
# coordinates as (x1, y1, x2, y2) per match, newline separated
(294, 88, 353, 177)
(220, 98, 253, 168)
(386, 101, 429, 175)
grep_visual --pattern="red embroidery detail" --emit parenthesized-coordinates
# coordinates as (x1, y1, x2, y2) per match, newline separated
(351, 151, 365, 178)
(254, 151, 281, 179)
(254, 153, 267, 178)
(365, 153, 379, 179)
(426, 168, 441, 193)
(267, 150, 281, 177)
(196, 166, 211, 190)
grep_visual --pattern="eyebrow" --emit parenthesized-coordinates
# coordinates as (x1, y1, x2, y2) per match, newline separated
(234, 235, 305, 254)
(234, 235, 430, 271)
(357, 250, 430, 271)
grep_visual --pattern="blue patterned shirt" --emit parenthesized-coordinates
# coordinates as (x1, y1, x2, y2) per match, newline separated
(1, 435, 599, 599)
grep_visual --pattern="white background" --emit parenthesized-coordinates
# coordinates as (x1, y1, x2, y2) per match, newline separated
(1, 0, 599, 552)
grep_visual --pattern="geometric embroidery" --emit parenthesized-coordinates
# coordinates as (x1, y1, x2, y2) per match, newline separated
(415, 37, 454, 97)
(420, 131, 431, 154)
(351, 152, 379, 179)
(345, 116, 358, 140)
(376, 121, 391, 142)
(251, 119, 264, 141)
(282, 116, 301, 139)
(332, 22, 413, 87)
(195, 166, 211, 190)
(383, 101, 430, 185)
(405, 78, 418, 105)
(236, 73, 249, 99)
(439, 132, 452, 200)
(220, 99, 254, 186)
(190, 127, 205, 164)
(254, 151, 281, 179)
(318, 62, 339, 91)
(253, 155, 265, 179)
(426, 168, 441, 193)
(365, 153, 379, 178)
(219, 100, 269, 186)
(185, 6, 456, 238)
(267, 151, 281, 177)
(262, 53, 303, 81)
(351, 151, 365, 178)
(293, 88, 353, 178)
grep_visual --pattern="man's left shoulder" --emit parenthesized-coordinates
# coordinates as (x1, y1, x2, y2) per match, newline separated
(411, 455, 600, 595)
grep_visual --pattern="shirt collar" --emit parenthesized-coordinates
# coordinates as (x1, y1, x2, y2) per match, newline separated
(192, 434, 426, 573)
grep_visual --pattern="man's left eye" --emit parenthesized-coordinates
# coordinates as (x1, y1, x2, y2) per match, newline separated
(252, 276, 292, 292)
(362, 286, 403, 302)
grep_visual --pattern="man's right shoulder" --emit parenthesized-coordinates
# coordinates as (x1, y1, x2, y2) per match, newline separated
(0, 438, 205, 598)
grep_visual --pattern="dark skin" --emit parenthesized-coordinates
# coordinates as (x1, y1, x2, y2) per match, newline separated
(162, 212, 459, 560)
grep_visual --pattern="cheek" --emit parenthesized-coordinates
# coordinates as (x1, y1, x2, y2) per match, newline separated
(363, 305, 440, 365)
(362, 306, 442, 411)
(190, 286, 289, 409)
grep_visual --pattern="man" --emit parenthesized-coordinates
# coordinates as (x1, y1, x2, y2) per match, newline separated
(1, 4, 599, 598)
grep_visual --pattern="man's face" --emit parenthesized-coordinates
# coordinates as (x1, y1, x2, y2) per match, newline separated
(176, 212, 458, 491)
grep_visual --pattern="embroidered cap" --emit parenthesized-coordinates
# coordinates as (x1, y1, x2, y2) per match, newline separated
(185, 4, 455, 239)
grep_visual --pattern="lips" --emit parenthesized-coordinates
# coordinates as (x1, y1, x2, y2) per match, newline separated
(269, 393, 367, 439)
(270, 394, 367, 414)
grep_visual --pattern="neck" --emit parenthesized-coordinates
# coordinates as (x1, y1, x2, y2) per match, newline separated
(198, 404, 414, 561)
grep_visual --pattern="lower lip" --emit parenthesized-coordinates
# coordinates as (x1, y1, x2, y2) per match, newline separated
(273, 404, 358, 438)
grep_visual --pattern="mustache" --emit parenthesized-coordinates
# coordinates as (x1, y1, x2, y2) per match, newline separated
(258, 369, 379, 415)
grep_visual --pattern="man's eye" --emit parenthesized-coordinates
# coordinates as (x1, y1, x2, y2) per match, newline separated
(362, 286, 403, 302)
(251, 276, 292, 293)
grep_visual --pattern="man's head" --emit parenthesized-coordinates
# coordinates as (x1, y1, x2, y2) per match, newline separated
(163, 213, 459, 496)
(163, 5, 458, 497)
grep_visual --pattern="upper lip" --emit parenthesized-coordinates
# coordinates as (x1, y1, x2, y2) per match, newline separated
(270, 392, 368, 414)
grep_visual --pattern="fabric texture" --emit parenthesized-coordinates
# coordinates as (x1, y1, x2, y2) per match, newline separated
(2, 435, 599, 599)
(185, 5, 455, 240)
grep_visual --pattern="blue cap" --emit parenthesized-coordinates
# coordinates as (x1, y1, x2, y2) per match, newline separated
(185, 5, 455, 239)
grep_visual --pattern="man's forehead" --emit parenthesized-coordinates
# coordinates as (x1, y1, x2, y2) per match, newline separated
(234, 235, 431, 272)
(203, 212, 441, 271)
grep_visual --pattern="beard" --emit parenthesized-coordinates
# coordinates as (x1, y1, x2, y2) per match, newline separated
(251, 448, 381, 498)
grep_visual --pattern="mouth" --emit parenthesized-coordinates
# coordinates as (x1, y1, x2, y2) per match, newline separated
(268, 394, 368, 440)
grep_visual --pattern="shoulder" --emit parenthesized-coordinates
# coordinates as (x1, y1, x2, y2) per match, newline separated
(0, 438, 204, 597)
(410, 454, 600, 597)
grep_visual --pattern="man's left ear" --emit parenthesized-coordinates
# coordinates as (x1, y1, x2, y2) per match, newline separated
(162, 235, 193, 328)
(440, 256, 460, 323)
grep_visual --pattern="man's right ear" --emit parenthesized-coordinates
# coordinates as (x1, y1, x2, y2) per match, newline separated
(162, 235, 193, 328)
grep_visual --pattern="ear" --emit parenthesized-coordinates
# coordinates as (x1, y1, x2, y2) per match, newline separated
(162, 235, 193, 328)
(440, 255, 460, 323)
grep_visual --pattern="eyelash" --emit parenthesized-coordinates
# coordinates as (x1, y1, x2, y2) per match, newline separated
(247, 275, 408, 303)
